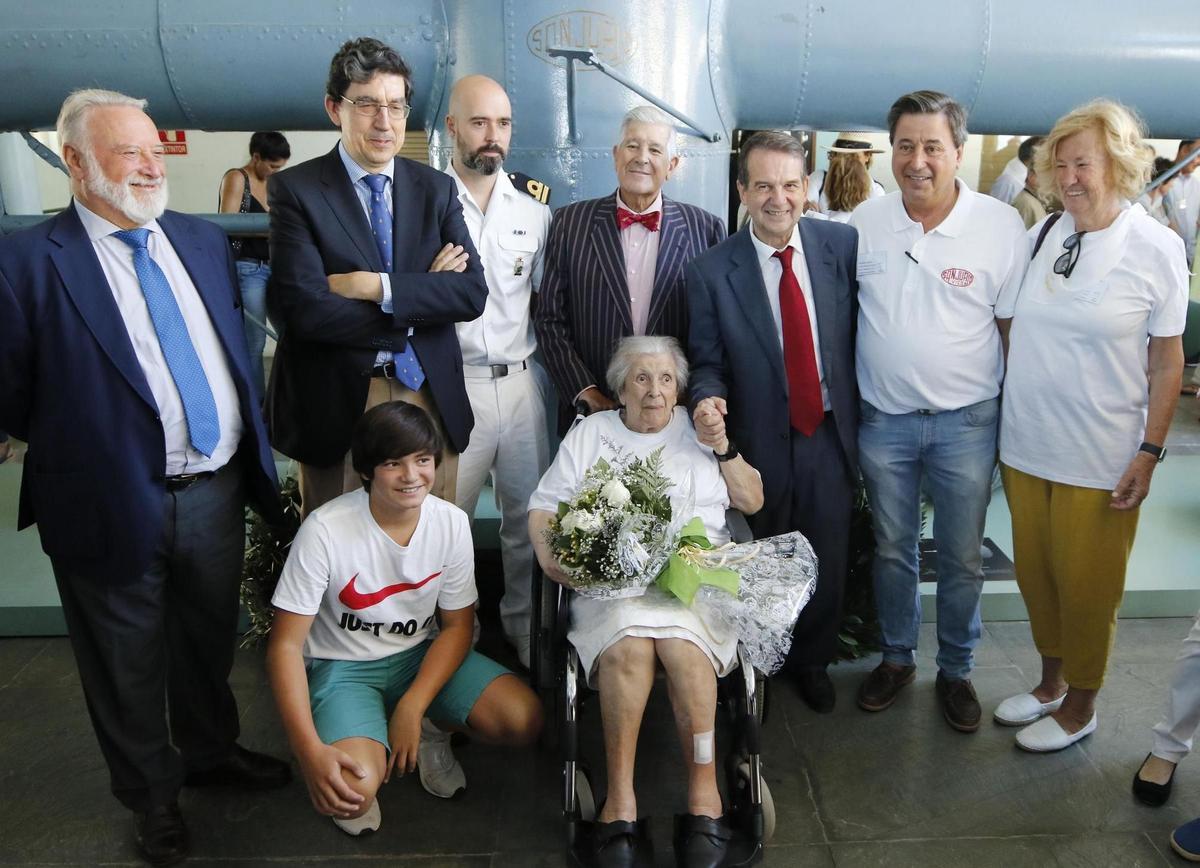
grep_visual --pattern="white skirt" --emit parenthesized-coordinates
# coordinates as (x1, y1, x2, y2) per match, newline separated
(568, 585, 738, 685)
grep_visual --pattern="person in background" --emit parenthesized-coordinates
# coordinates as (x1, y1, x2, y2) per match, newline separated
(994, 99, 1186, 752)
(988, 140, 1027, 204)
(1140, 156, 1184, 237)
(818, 155, 873, 223)
(219, 131, 290, 399)
(1163, 138, 1200, 267)
(807, 135, 886, 214)
(1011, 136, 1047, 229)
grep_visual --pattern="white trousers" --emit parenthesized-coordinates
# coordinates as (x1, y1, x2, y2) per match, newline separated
(1151, 609, 1200, 764)
(454, 359, 551, 640)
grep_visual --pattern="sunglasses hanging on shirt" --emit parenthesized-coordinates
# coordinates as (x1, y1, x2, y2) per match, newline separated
(1053, 231, 1085, 278)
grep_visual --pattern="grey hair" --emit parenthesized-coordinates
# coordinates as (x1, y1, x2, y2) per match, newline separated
(617, 105, 677, 159)
(605, 335, 689, 396)
(886, 90, 969, 149)
(57, 89, 148, 153)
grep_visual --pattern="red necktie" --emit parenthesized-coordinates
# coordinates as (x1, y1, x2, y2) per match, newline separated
(616, 207, 661, 232)
(774, 248, 824, 436)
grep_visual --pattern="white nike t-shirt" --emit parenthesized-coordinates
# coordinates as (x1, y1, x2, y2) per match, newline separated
(272, 489, 478, 661)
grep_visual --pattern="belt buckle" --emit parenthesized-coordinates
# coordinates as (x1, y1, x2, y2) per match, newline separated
(374, 360, 397, 379)
(490, 364, 509, 378)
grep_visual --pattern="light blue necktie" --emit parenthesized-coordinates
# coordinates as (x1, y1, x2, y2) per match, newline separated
(113, 228, 221, 457)
(363, 174, 425, 391)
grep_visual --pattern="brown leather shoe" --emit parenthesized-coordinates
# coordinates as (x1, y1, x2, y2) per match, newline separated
(936, 672, 981, 732)
(857, 662, 916, 712)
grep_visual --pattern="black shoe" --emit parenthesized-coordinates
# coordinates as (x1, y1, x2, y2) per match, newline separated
(1132, 752, 1176, 806)
(673, 813, 732, 868)
(590, 818, 653, 867)
(936, 672, 981, 733)
(134, 802, 189, 867)
(796, 667, 836, 713)
(184, 744, 292, 790)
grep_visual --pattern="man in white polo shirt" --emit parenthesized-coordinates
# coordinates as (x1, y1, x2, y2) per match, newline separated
(442, 75, 552, 669)
(849, 90, 1026, 733)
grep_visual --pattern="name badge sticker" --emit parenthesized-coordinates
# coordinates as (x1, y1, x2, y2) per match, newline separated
(1073, 281, 1108, 305)
(857, 251, 887, 278)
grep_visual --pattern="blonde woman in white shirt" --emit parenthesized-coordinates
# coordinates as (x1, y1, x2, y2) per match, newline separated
(994, 99, 1187, 753)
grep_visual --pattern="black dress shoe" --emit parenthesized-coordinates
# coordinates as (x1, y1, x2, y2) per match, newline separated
(796, 667, 836, 713)
(135, 802, 189, 867)
(184, 744, 291, 790)
(1132, 752, 1176, 806)
(590, 818, 653, 868)
(673, 813, 732, 868)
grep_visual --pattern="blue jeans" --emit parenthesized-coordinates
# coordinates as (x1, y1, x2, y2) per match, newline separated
(235, 259, 270, 400)
(858, 396, 998, 680)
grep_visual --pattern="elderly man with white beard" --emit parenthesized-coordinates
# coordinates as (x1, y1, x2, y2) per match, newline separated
(0, 89, 287, 866)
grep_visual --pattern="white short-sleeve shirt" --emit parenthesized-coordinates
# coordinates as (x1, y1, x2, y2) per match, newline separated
(272, 490, 478, 661)
(998, 203, 1188, 489)
(850, 180, 1027, 413)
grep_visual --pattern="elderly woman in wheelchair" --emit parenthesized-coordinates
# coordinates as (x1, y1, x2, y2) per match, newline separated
(528, 336, 764, 868)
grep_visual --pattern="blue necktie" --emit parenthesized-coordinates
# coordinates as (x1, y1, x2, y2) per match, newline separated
(363, 174, 425, 391)
(113, 228, 221, 457)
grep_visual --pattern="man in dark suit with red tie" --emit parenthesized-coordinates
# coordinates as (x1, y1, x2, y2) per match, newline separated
(688, 131, 860, 713)
(535, 105, 725, 429)
(267, 37, 487, 516)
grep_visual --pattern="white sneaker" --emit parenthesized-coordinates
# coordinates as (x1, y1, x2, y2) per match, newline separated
(332, 798, 380, 836)
(1015, 712, 1097, 752)
(993, 691, 1067, 726)
(418, 718, 466, 798)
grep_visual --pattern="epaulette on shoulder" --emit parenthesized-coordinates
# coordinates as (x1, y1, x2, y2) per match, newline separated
(508, 171, 551, 206)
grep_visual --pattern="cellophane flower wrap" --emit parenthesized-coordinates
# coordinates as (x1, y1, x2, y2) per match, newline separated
(547, 441, 818, 674)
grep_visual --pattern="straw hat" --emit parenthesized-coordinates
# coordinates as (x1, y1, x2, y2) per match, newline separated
(826, 135, 885, 154)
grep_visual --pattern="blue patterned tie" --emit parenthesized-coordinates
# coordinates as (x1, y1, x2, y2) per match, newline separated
(363, 174, 425, 391)
(113, 228, 221, 456)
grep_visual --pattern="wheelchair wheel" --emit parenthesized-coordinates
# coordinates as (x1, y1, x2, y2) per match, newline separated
(737, 762, 775, 842)
(574, 767, 596, 822)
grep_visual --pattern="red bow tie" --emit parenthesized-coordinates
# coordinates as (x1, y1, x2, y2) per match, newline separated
(616, 207, 661, 232)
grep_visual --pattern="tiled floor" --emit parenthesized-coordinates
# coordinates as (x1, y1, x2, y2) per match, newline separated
(1, 616, 1196, 866)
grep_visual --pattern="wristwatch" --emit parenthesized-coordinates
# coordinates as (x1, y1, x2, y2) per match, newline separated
(714, 439, 739, 462)
(1138, 441, 1167, 462)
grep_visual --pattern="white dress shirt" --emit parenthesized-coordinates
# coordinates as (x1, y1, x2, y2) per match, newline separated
(76, 200, 243, 474)
(747, 221, 829, 410)
(988, 157, 1027, 205)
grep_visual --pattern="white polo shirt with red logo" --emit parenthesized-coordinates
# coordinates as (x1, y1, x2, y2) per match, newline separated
(272, 489, 478, 661)
(849, 178, 1027, 414)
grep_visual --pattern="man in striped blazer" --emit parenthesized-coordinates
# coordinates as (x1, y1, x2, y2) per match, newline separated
(535, 105, 726, 430)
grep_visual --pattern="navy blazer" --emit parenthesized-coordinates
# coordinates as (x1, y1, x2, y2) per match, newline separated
(0, 203, 282, 585)
(687, 220, 860, 525)
(535, 192, 726, 412)
(266, 146, 487, 464)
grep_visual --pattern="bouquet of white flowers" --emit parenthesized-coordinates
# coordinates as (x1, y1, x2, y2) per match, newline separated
(546, 443, 679, 598)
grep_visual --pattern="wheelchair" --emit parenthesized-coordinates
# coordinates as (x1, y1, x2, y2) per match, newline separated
(529, 508, 775, 867)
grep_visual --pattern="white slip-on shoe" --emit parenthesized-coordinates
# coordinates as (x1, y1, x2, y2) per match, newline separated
(417, 718, 466, 798)
(1015, 712, 1097, 753)
(332, 798, 380, 836)
(993, 691, 1067, 726)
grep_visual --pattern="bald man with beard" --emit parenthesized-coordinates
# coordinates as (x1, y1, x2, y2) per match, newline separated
(443, 75, 552, 670)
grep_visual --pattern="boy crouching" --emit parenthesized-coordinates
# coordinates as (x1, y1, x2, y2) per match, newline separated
(267, 401, 542, 834)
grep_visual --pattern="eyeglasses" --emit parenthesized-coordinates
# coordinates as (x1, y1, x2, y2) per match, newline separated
(1053, 231, 1085, 279)
(340, 97, 411, 119)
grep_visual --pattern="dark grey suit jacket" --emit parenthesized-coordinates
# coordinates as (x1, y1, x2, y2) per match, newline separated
(687, 220, 859, 528)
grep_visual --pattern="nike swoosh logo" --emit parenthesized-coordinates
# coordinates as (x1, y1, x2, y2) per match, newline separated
(337, 571, 442, 610)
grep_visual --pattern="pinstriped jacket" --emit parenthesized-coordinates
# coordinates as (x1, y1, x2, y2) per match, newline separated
(534, 192, 726, 425)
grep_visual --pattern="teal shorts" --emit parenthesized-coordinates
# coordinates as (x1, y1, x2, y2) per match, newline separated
(307, 641, 510, 750)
